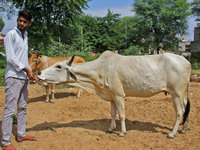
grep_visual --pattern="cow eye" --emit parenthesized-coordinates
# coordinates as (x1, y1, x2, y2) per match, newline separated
(56, 65, 62, 69)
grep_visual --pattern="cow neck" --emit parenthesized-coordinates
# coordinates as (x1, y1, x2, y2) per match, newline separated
(71, 60, 100, 83)
(40, 56, 49, 70)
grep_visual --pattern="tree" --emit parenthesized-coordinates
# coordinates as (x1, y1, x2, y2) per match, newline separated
(94, 9, 122, 51)
(0, 0, 16, 18)
(132, 0, 191, 53)
(77, 10, 125, 52)
(0, 18, 5, 32)
(191, 0, 200, 21)
(8, 0, 90, 50)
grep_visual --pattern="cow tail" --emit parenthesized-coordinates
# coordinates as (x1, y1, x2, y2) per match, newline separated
(181, 82, 190, 125)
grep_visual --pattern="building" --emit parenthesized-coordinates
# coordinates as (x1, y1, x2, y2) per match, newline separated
(189, 24, 200, 52)
(178, 34, 191, 52)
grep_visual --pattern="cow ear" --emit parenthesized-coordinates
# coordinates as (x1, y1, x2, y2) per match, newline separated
(67, 55, 75, 66)
(69, 71, 77, 81)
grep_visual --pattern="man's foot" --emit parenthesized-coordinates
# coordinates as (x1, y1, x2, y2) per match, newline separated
(16, 135, 37, 143)
(2, 144, 16, 150)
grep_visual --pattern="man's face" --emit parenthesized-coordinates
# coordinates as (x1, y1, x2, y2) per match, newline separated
(17, 16, 31, 31)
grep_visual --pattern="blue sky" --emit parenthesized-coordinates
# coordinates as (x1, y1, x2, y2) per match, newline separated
(1, 0, 199, 41)
(83, 0, 134, 17)
(86, 0, 133, 9)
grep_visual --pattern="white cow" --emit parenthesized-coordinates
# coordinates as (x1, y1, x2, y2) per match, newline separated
(37, 51, 191, 138)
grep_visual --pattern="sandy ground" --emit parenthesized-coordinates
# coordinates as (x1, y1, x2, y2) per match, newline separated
(0, 82, 200, 150)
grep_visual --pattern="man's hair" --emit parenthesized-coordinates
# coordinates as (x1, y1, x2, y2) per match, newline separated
(18, 9, 32, 21)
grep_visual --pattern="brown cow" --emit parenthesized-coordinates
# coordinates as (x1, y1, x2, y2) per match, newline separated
(29, 52, 85, 103)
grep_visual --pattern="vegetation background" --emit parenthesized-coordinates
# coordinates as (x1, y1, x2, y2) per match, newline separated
(0, 0, 200, 86)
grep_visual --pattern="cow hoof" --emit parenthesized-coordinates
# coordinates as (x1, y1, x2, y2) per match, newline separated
(106, 130, 113, 134)
(49, 101, 54, 104)
(180, 130, 186, 134)
(118, 133, 125, 137)
(167, 134, 174, 139)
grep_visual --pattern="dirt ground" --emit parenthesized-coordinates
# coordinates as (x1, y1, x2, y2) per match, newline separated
(0, 81, 200, 150)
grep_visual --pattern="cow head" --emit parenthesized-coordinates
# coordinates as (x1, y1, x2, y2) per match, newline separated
(37, 55, 77, 84)
(29, 51, 42, 73)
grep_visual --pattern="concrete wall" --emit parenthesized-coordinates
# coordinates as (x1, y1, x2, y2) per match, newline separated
(189, 26, 200, 52)
(194, 26, 200, 41)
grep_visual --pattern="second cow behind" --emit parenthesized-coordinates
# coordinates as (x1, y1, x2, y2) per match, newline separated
(29, 51, 85, 103)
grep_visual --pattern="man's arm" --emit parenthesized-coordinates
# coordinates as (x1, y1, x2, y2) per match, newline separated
(23, 67, 37, 82)
(4, 32, 26, 72)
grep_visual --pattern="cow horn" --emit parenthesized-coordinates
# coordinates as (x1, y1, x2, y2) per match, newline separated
(35, 50, 42, 54)
(28, 51, 32, 54)
(67, 55, 75, 66)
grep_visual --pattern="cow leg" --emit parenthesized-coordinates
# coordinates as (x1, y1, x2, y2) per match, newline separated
(168, 94, 184, 139)
(44, 85, 50, 103)
(181, 121, 188, 134)
(114, 96, 126, 137)
(49, 83, 55, 104)
(107, 101, 117, 133)
(180, 97, 189, 134)
(76, 88, 83, 98)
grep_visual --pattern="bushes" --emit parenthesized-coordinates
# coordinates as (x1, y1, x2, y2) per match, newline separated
(66, 50, 101, 62)
(0, 57, 6, 68)
(0, 55, 6, 86)
(122, 45, 144, 55)
(190, 52, 200, 69)
(0, 69, 5, 86)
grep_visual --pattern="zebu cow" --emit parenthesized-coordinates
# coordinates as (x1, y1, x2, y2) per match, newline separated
(37, 50, 191, 138)
(29, 52, 85, 103)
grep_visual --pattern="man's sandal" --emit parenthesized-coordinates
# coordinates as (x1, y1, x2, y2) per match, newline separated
(2, 144, 16, 150)
(16, 135, 37, 143)
(2, 148, 16, 150)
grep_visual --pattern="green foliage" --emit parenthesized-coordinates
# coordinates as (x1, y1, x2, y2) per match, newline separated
(190, 52, 200, 69)
(1, 0, 192, 56)
(36, 9, 132, 55)
(0, 57, 6, 68)
(122, 45, 144, 55)
(0, 47, 6, 68)
(13, 113, 17, 125)
(132, 0, 191, 53)
(192, 61, 200, 69)
(45, 39, 70, 57)
(0, 0, 16, 19)
(0, 18, 5, 31)
(10, 0, 90, 50)
(191, 0, 200, 21)
(67, 50, 100, 62)
(0, 68, 5, 86)
(0, 47, 6, 86)
(83, 53, 101, 62)
(78, 10, 125, 52)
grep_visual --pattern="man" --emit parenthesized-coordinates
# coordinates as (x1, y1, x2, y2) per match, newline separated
(1, 9, 37, 150)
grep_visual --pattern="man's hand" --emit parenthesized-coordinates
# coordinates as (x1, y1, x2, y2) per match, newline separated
(23, 67, 37, 83)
